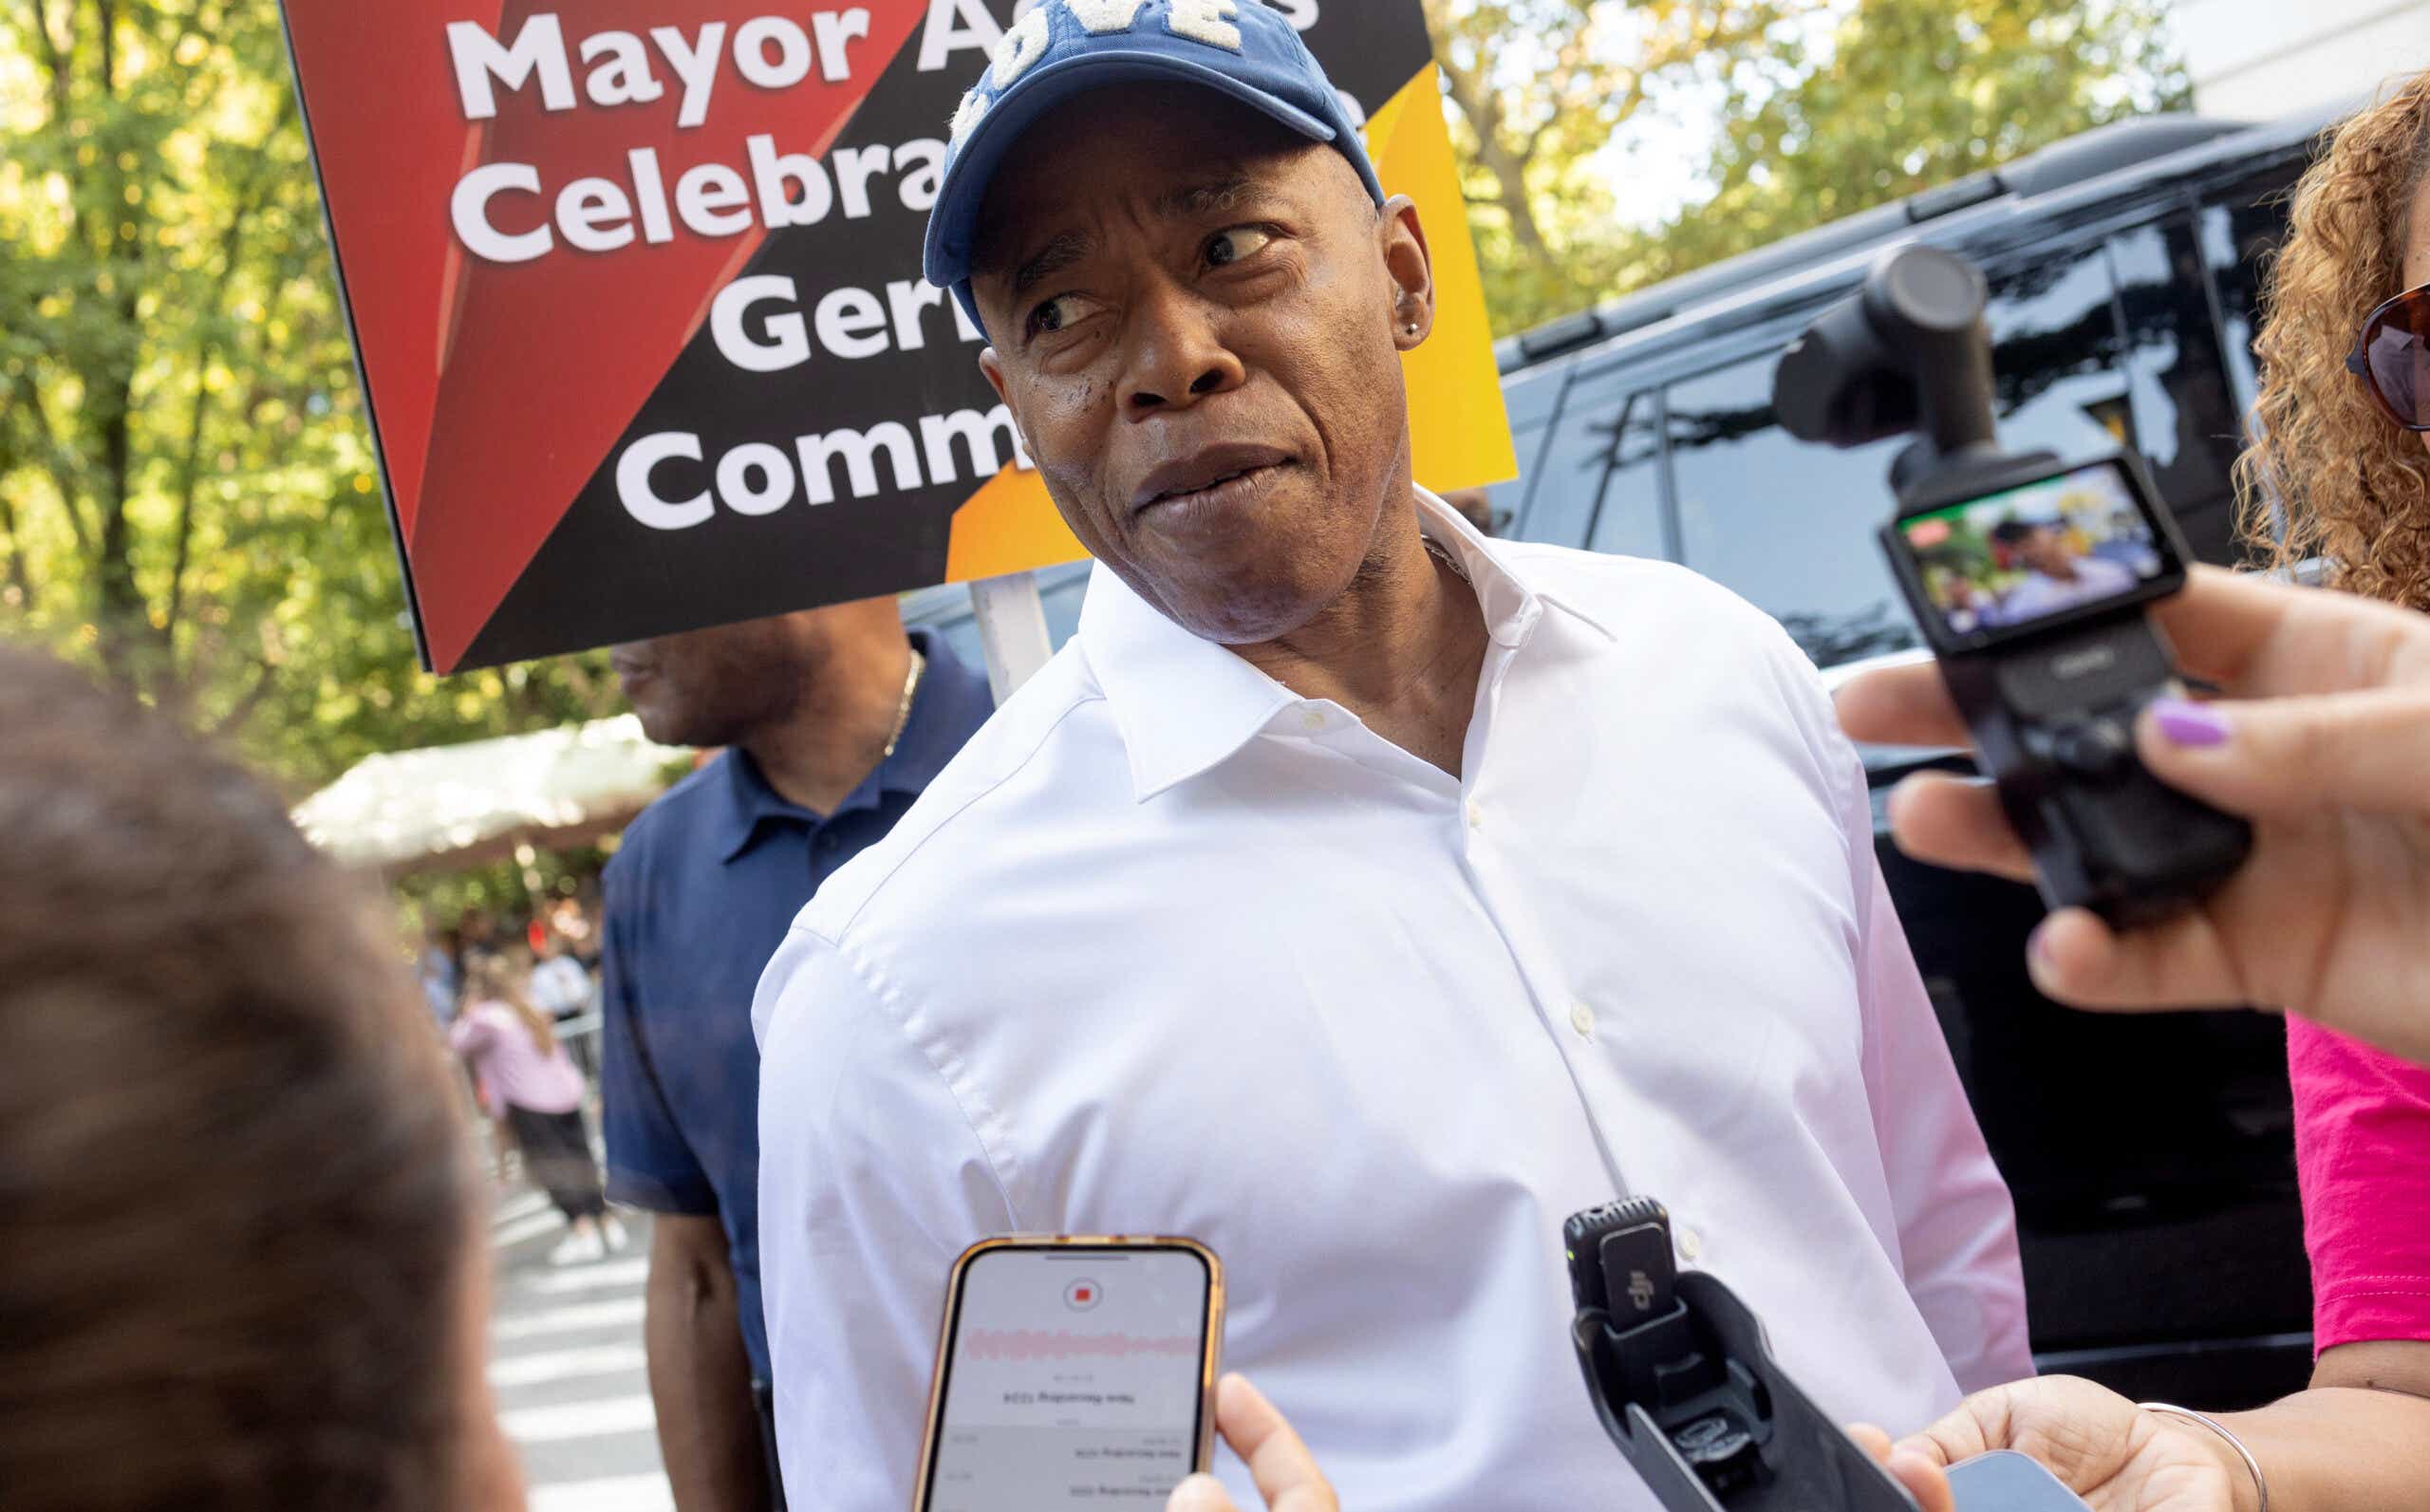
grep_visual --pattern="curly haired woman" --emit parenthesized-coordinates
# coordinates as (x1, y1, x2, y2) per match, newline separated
(2243, 68, 2430, 613)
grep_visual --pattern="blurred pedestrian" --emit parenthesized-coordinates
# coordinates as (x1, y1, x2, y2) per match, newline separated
(0, 644, 522, 1511)
(420, 922, 462, 1028)
(602, 597, 993, 1511)
(451, 953, 626, 1266)
(529, 930, 598, 1074)
(550, 894, 600, 970)
(529, 932, 592, 1022)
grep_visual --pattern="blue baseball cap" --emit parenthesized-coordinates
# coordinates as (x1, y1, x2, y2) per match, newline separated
(922, 0, 1384, 331)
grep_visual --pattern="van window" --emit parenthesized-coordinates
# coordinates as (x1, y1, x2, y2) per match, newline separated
(1487, 366, 1566, 538)
(2200, 163, 2306, 551)
(1582, 391, 1667, 561)
(1520, 362, 1647, 551)
(1662, 358, 1920, 667)
(1987, 239, 2135, 463)
(2204, 164, 2304, 409)
(2106, 217, 2246, 565)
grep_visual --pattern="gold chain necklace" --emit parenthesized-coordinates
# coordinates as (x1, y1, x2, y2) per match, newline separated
(882, 648, 926, 759)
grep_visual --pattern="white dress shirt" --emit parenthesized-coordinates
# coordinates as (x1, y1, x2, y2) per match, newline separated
(753, 490, 2031, 1511)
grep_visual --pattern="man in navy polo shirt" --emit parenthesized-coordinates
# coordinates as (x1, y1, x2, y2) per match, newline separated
(601, 596, 993, 1511)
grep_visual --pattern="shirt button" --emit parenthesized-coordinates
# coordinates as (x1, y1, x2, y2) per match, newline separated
(1568, 1000, 1595, 1038)
(1676, 1225, 1704, 1264)
(1299, 708, 1326, 733)
(1467, 800, 1484, 831)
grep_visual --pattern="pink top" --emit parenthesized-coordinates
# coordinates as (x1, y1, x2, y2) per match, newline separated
(2289, 1015, 2430, 1351)
(447, 1000, 586, 1118)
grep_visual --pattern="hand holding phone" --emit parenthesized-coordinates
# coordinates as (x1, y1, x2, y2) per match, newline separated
(1167, 1375, 1339, 1512)
(917, 1237, 1223, 1512)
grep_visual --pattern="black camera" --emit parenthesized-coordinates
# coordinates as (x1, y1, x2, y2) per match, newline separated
(1772, 245, 2250, 925)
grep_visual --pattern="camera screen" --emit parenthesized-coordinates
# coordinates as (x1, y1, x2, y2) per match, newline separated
(1895, 458, 2171, 639)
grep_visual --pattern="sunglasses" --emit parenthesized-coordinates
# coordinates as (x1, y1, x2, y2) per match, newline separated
(2346, 281, 2430, 432)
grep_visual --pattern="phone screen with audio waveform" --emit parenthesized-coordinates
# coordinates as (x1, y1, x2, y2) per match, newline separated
(924, 1244, 1214, 1510)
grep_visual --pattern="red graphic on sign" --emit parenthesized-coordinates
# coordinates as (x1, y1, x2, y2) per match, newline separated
(282, 1, 926, 669)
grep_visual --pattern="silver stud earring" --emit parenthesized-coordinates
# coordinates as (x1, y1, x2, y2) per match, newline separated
(1403, 321, 1421, 337)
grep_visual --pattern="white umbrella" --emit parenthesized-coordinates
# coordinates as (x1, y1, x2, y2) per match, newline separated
(293, 715, 693, 873)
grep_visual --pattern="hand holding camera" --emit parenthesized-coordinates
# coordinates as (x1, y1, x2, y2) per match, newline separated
(1778, 242, 2430, 1062)
(1776, 245, 2253, 926)
(1837, 563, 2430, 1064)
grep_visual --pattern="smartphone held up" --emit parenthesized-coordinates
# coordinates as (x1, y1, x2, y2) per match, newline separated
(916, 1236, 1224, 1512)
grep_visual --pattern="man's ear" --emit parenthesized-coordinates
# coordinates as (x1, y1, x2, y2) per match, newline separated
(1377, 194, 1435, 350)
(977, 347, 1042, 463)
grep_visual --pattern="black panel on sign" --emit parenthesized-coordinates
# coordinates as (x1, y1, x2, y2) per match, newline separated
(466, 29, 997, 666)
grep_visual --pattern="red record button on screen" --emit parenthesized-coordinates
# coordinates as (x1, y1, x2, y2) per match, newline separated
(1065, 1279, 1102, 1311)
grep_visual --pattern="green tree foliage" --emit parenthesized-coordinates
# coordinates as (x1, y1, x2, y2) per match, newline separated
(1427, 0, 1783, 330)
(0, 0, 624, 795)
(1430, 0, 2190, 333)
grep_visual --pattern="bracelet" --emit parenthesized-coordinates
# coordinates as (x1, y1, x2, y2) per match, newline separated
(2139, 1402, 2269, 1512)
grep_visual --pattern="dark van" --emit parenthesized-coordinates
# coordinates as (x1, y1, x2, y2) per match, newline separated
(907, 102, 2340, 1406)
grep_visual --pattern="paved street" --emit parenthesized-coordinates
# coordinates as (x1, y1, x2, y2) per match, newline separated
(490, 1189, 673, 1512)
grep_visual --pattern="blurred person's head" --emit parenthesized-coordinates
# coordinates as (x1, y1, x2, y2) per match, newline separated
(608, 596, 907, 750)
(1990, 520, 2073, 575)
(466, 948, 556, 1053)
(0, 647, 519, 1512)
(2240, 68, 2430, 610)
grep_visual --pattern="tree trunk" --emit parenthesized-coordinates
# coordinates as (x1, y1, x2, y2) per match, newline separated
(1434, 52, 1559, 271)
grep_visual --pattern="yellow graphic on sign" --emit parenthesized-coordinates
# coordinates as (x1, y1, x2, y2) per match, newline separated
(944, 459, 1086, 584)
(942, 62, 1517, 584)
(1362, 63, 1519, 494)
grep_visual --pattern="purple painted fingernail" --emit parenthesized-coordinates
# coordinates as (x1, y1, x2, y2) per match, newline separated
(2150, 697, 2231, 748)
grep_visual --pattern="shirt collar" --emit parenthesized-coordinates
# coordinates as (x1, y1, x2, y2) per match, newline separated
(714, 629, 991, 863)
(1078, 487, 1613, 803)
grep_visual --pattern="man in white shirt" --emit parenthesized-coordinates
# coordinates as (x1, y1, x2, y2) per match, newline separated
(753, 4, 2031, 1508)
(1989, 520, 2140, 625)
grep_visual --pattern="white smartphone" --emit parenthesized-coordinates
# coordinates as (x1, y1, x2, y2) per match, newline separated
(914, 1236, 1224, 1512)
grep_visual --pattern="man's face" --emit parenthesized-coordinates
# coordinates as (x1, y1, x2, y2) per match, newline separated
(609, 614, 815, 748)
(971, 85, 1431, 644)
(2019, 526, 2073, 575)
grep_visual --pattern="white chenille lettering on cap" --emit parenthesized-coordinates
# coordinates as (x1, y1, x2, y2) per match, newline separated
(1063, 0, 1148, 32)
(949, 85, 989, 147)
(1166, 0, 1243, 50)
(990, 6, 1052, 87)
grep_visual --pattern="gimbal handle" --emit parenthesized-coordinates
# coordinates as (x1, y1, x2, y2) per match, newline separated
(1567, 1199, 1920, 1512)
